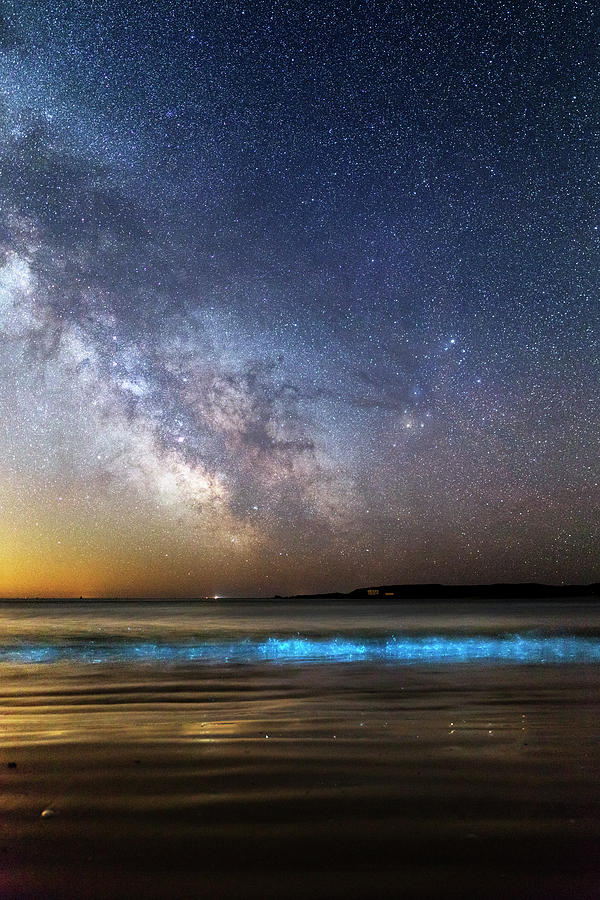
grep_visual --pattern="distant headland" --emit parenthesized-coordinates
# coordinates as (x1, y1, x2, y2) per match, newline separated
(274, 583, 600, 601)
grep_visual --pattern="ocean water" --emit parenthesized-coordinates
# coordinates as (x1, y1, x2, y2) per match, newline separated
(3, 597, 600, 662)
(2, 599, 600, 898)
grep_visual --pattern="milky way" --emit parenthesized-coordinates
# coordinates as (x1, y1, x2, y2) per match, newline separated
(0, 0, 598, 596)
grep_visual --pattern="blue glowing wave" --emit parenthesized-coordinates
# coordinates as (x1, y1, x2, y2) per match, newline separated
(1, 635, 600, 665)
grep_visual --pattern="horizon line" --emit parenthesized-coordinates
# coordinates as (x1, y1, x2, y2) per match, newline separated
(1, 580, 599, 602)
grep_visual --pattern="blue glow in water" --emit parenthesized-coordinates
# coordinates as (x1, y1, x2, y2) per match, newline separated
(1, 635, 600, 665)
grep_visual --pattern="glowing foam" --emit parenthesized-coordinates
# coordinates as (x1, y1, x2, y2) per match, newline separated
(1, 634, 600, 665)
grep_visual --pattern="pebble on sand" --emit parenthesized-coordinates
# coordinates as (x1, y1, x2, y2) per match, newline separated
(41, 808, 56, 818)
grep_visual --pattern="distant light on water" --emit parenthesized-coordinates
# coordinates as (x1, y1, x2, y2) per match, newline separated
(1, 635, 600, 665)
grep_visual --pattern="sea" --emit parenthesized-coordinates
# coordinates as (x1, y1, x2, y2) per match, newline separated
(1, 598, 599, 898)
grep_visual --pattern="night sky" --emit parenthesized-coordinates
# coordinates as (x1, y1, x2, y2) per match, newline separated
(0, 0, 598, 597)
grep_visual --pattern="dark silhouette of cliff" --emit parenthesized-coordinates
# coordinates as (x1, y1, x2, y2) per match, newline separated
(280, 583, 600, 601)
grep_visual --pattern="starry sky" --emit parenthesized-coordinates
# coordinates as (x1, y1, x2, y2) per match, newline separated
(0, 0, 598, 598)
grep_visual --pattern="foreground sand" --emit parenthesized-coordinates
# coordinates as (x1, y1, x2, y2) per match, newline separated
(1, 662, 599, 898)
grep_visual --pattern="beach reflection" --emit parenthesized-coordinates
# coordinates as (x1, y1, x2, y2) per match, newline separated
(2, 660, 598, 753)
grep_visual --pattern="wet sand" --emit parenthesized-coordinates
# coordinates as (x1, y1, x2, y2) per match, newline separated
(2, 661, 599, 898)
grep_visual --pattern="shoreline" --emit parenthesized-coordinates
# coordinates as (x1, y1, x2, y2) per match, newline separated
(2, 661, 600, 899)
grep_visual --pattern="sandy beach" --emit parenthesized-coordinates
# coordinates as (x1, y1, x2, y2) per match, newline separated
(2, 653, 600, 899)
